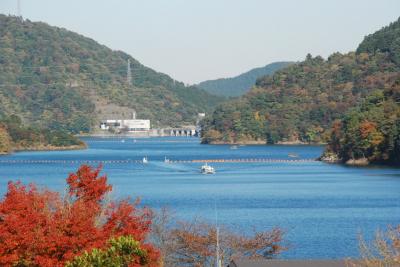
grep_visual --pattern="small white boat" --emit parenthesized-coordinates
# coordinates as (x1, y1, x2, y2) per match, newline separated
(142, 157, 148, 164)
(288, 153, 299, 158)
(164, 156, 170, 163)
(201, 163, 215, 174)
(230, 145, 238, 150)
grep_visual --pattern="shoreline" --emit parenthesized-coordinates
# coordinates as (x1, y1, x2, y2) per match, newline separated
(1, 143, 87, 156)
(205, 140, 325, 146)
(205, 140, 266, 145)
(77, 133, 152, 138)
(319, 152, 400, 167)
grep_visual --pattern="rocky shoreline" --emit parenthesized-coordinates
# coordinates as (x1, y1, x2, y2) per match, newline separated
(345, 158, 369, 166)
(319, 152, 341, 163)
(319, 152, 372, 166)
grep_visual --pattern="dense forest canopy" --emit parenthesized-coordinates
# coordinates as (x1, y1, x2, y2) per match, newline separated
(201, 17, 400, 164)
(197, 62, 293, 97)
(356, 17, 400, 65)
(0, 114, 84, 154)
(325, 80, 400, 164)
(0, 15, 223, 134)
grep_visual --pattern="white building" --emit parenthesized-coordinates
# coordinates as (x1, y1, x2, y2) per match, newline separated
(100, 119, 150, 132)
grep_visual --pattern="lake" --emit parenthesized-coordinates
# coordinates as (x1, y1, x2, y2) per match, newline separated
(0, 137, 399, 259)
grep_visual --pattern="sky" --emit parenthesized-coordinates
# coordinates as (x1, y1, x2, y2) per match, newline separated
(1, 0, 400, 84)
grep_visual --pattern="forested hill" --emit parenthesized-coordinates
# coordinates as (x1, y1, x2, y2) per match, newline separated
(0, 115, 85, 154)
(201, 16, 400, 161)
(197, 62, 292, 97)
(323, 81, 400, 165)
(323, 19, 400, 165)
(356, 17, 400, 65)
(0, 15, 223, 134)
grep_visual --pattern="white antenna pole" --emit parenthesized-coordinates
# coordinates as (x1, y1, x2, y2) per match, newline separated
(215, 201, 221, 267)
(17, 0, 21, 17)
(127, 59, 132, 86)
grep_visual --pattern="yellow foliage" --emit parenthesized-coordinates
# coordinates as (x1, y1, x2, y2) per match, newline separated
(370, 131, 384, 146)
(0, 125, 11, 154)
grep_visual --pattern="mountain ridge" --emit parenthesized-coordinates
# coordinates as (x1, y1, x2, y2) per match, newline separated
(197, 61, 293, 97)
(0, 15, 224, 134)
(201, 16, 400, 166)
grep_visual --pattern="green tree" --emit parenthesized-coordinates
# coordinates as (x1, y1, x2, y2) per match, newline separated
(65, 236, 151, 267)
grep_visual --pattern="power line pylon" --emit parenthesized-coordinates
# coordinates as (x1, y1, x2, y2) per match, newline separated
(127, 59, 132, 86)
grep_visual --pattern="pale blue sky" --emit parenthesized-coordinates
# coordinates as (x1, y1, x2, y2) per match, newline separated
(1, 0, 399, 84)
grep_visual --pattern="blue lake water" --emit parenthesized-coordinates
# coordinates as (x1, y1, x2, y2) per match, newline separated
(0, 137, 399, 259)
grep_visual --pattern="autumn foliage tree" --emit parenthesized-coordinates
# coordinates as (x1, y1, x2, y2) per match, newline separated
(0, 165, 160, 267)
(0, 123, 11, 154)
(325, 87, 400, 164)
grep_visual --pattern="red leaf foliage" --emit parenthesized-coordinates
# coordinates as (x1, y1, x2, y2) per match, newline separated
(0, 165, 160, 267)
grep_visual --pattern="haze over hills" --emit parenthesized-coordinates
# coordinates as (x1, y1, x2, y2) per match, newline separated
(201, 17, 400, 164)
(197, 62, 293, 97)
(0, 15, 224, 135)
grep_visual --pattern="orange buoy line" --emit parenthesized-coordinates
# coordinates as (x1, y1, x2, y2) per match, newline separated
(173, 158, 316, 163)
(0, 158, 316, 164)
(0, 159, 140, 164)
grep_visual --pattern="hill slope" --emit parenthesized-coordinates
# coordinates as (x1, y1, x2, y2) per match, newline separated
(0, 115, 85, 154)
(322, 83, 400, 165)
(322, 19, 400, 165)
(356, 17, 400, 65)
(197, 62, 293, 97)
(0, 15, 223, 134)
(201, 17, 400, 155)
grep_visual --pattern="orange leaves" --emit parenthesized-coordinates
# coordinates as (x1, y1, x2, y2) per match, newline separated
(0, 182, 62, 266)
(0, 165, 160, 267)
(67, 164, 112, 202)
(102, 200, 152, 242)
(359, 121, 377, 139)
(359, 120, 384, 147)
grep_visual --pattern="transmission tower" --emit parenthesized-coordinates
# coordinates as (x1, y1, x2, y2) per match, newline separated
(127, 59, 132, 86)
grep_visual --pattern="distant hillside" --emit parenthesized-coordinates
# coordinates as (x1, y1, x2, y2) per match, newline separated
(0, 15, 224, 134)
(197, 62, 293, 97)
(201, 16, 400, 161)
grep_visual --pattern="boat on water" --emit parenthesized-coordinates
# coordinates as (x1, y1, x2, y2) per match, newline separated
(230, 145, 238, 150)
(164, 156, 170, 163)
(288, 153, 299, 158)
(201, 163, 215, 174)
(142, 157, 148, 164)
